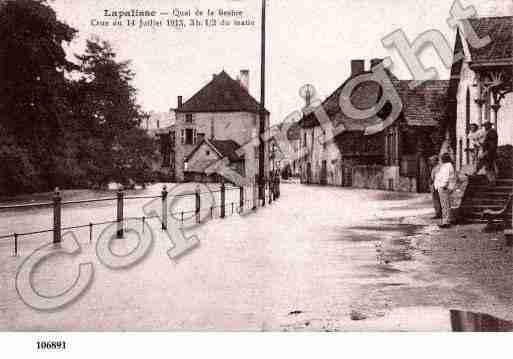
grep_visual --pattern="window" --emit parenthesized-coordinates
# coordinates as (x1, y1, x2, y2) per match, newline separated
(465, 88, 470, 134)
(186, 114, 194, 123)
(181, 128, 197, 145)
(459, 138, 463, 169)
(185, 128, 194, 145)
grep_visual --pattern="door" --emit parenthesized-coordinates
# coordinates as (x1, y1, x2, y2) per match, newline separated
(417, 156, 430, 193)
(341, 164, 353, 187)
(307, 162, 312, 184)
(321, 160, 327, 185)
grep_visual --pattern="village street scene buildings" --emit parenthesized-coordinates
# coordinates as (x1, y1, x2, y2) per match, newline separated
(1, 0, 513, 335)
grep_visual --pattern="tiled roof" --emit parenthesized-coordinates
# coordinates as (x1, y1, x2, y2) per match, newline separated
(299, 70, 450, 131)
(209, 139, 242, 161)
(394, 80, 451, 127)
(185, 138, 242, 163)
(466, 16, 513, 62)
(179, 71, 269, 114)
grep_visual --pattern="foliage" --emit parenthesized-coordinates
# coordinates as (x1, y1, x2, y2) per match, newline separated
(0, 1, 157, 195)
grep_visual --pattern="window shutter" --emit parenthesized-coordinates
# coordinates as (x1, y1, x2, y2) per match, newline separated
(193, 129, 197, 144)
(181, 129, 185, 144)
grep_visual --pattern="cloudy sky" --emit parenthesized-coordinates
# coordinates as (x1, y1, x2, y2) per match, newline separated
(52, 0, 512, 123)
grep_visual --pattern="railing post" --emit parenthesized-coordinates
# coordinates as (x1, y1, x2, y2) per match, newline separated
(277, 176, 281, 199)
(14, 233, 18, 256)
(161, 185, 168, 230)
(53, 187, 62, 244)
(261, 177, 266, 208)
(220, 180, 226, 218)
(239, 186, 244, 213)
(195, 185, 201, 224)
(253, 175, 258, 210)
(116, 188, 124, 238)
(269, 178, 273, 204)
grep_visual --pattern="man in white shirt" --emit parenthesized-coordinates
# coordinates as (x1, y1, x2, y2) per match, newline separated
(429, 155, 442, 219)
(434, 153, 456, 228)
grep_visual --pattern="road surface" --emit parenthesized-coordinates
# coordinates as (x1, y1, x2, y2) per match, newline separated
(0, 183, 467, 331)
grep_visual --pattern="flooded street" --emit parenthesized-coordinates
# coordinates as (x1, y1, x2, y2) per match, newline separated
(0, 184, 511, 331)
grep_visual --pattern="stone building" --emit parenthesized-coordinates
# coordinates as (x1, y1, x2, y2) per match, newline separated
(172, 70, 270, 183)
(448, 16, 512, 226)
(298, 59, 454, 193)
(451, 16, 513, 172)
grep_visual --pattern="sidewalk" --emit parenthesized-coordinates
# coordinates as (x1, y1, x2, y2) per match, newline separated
(350, 212, 513, 328)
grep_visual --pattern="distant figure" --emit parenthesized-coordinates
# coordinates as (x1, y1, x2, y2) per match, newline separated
(475, 122, 498, 185)
(429, 155, 442, 219)
(434, 153, 456, 228)
(467, 123, 485, 170)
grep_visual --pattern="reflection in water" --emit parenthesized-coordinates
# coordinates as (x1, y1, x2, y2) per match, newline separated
(450, 310, 513, 332)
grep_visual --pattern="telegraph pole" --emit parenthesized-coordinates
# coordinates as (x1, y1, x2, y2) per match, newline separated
(258, 0, 266, 206)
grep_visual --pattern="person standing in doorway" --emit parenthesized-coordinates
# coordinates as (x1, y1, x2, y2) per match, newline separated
(475, 122, 498, 185)
(429, 155, 442, 219)
(467, 123, 484, 171)
(434, 153, 456, 228)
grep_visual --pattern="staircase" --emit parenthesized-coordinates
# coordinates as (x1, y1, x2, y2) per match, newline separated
(460, 175, 513, 224)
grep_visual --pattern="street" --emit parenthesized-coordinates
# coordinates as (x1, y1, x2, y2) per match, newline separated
(0, 183, 510, 331)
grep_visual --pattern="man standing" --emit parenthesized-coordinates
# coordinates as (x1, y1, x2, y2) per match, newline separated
(475, 122, 498, 185)
(434, 153, 456, 228)
(429, 155, 442, 219)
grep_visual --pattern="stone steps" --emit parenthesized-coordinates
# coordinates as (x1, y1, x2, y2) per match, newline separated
(460, 175, 512, 224)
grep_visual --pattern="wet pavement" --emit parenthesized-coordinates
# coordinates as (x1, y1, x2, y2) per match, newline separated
(1, 184, 512, 331)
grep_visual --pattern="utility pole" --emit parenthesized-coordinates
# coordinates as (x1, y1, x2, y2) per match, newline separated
(259, 0, 266, 206)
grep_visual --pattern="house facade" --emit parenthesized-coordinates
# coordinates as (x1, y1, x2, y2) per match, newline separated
(451, 16, 513, 173)
(172, 70, 270, 183)
(299, 59, 454, 193)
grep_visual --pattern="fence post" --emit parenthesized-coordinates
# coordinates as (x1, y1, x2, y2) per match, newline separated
(161, 185, 168, 230)
(253, 175, 258, 210)
(195, 185, 201, 224)
(239, 186, 244, 213)
(277, 176, 281, 199)
(269, 178, 273, 204)
(53, 187, 62, 244)
(220, 180, 226, 218)
(116, 188, 124, 238)
(261, 177, 266, 208)
(14, 233, 18, 256)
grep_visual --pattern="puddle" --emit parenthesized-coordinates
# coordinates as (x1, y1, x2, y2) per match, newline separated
(348, 307, 513, 331)
(450, 310, 513, 332)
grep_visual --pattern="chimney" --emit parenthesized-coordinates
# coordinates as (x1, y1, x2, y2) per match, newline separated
(350, 59, 365, 77)
(370, 58, 383, 69)
(177, 96, 183, 109)
(239, 69, 249, 90)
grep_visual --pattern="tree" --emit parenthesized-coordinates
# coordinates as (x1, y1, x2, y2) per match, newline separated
(73, 38, 157, 187)
(0, 0, 77, 194)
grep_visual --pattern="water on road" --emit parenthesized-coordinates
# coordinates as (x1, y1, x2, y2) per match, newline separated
(0, 184, 452, 330)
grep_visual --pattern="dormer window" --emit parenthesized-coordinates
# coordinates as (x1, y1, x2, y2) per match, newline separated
(185, 114, 194, 123)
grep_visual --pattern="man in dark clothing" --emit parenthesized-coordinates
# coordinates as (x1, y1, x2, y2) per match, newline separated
(475, 122, 498, 185)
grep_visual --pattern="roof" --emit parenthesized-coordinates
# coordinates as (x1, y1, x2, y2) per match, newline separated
(394, 80, 451, 127)
(466, 16, 513, 63)
(300, 69, 450, 132)
(178, 70, 269, 114)
(185, 138, 242, 163)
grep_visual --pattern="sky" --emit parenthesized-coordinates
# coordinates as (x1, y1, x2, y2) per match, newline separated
(51, 0, 513, 123)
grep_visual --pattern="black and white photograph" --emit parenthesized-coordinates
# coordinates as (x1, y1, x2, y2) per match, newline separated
(0, 0, 512, 356)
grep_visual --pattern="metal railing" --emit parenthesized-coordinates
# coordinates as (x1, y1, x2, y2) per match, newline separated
(1, 177, 281, 256)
